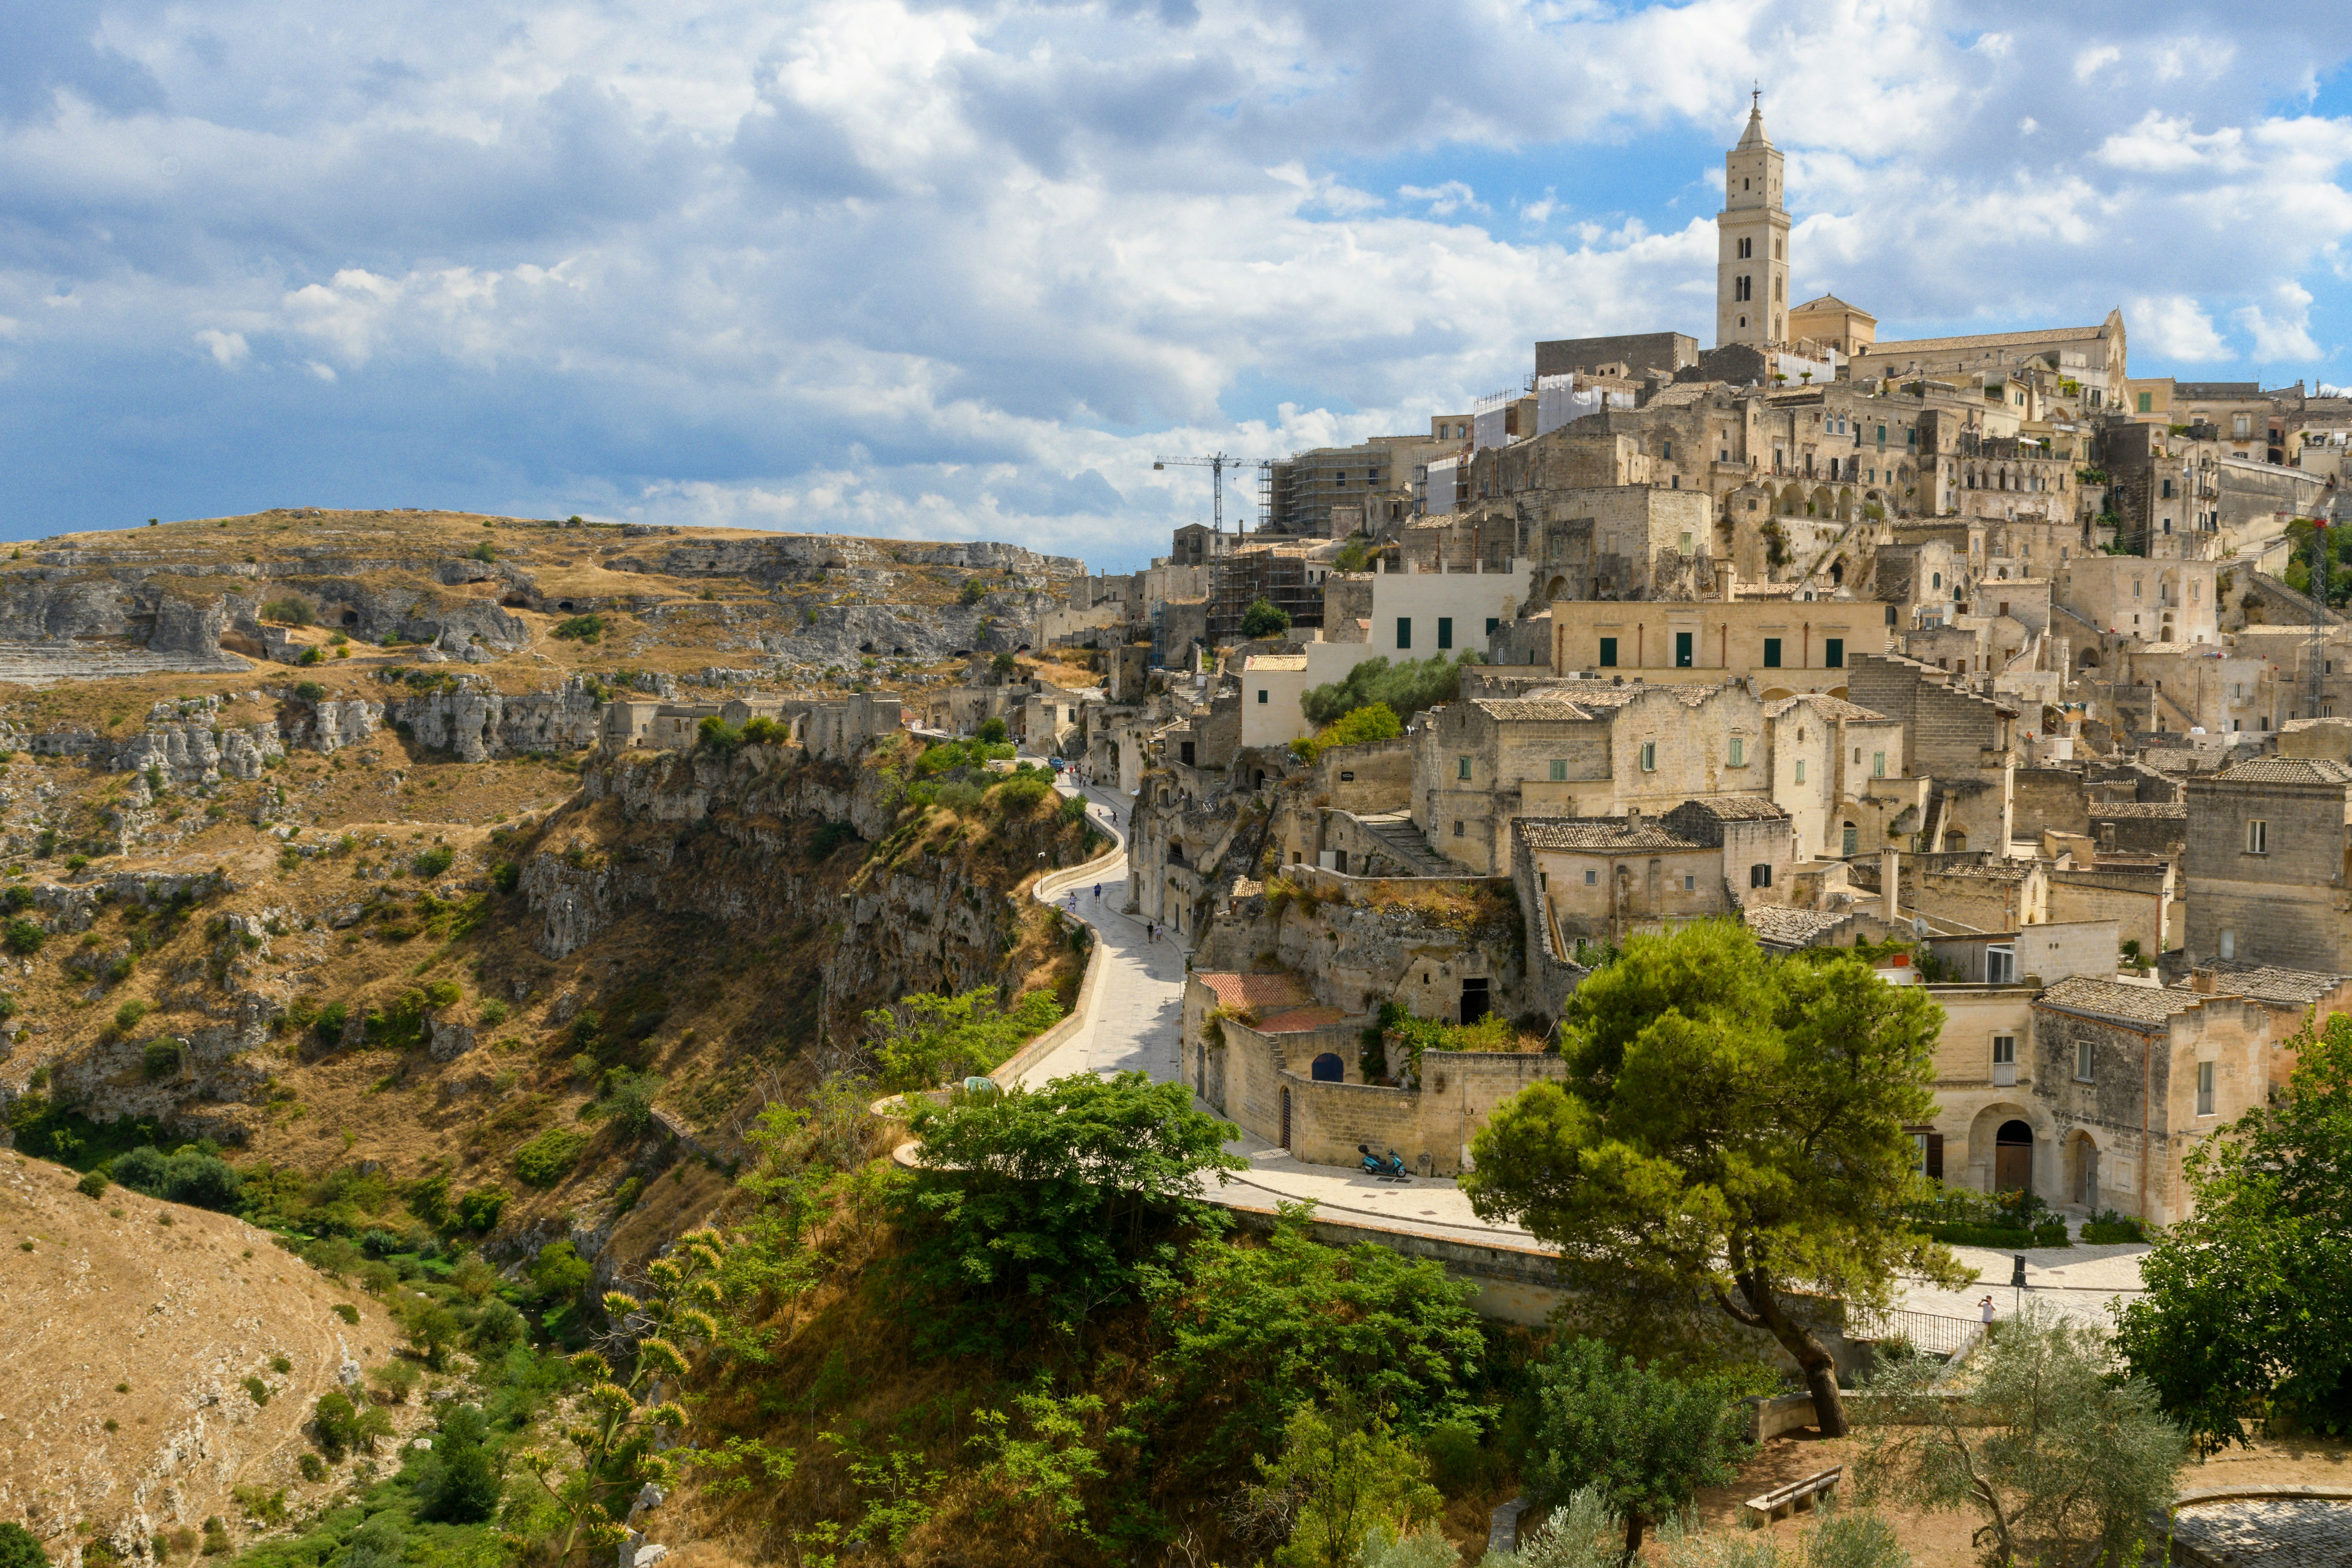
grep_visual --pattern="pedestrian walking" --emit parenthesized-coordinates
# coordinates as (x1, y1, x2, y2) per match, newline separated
(1092, 882, 1101, 901)
(1978, 1295, 1996, 1327)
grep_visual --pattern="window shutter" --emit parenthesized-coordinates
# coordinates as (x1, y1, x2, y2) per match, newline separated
(1926, 1133, 1944, 1180)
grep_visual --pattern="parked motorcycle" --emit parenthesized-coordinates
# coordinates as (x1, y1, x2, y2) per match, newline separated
(1357, 1144, 1410, 1181)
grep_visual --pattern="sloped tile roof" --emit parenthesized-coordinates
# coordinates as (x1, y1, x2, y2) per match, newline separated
(2213, 757, 2352, 786)
(2185, 961, 2349, 1008)
(1518, 816, 1708, 852)
(1745, 905, 1851, 947)
(2036, 975, 2202, 1027)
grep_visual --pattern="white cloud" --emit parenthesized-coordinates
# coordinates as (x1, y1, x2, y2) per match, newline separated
(2134, 295, 2231, 361)
(193, 328, 248, 367)
(2, 1, 2352, 558)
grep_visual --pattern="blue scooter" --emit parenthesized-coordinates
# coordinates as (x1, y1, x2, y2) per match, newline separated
(1357, 1144, 1410, 1181)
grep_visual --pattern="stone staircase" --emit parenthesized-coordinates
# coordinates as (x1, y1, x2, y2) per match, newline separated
(1351, 810, 1462, 877)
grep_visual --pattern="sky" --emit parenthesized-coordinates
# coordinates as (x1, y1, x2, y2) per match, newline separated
(3, 2, 2351, 570)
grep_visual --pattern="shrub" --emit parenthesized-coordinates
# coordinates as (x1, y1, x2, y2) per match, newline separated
(869, 988, 1064, 1092)
(297, 646, 324, 666)
(293, 680, 326, 702)
(1291, 701, 1404, 763)
(312, 1390, 392, 1461)
(369, 1359, 422, 1404)
(411, 844, 454, 877)
(468, 1298, 526, 1353)
(2081, 1210, 2146, 1244)
(697, 716, 745, 755)
(490, 860, 521, 893)
(976, 716, 1009, 744)
(513, 1128, 588, 1187)
(260, 596, 313, 626)
(457, 1187, 507, 1232)
(117, 997, 154, 1033)
(479, 998, 509, 1026)
(141, 1038, 181, 1079)
(0, 885, 29, 913)
(1301, 651, 1481, 728)
(468, 542, 497, 564)
(527, 1239, 592, 1303)
(332, 1303, 361, 1325)
(242, 1375, 271, 1407)
(3, 919, 45, 956)
(958, 577, 988, 606)
(603, 1069, 664, 1135)
(1239, 597, 1291, 637)
(77, 1170, 109, 1199)
(297, 1453, 327, 1483)
(552, 614, 604, 642)
(112, 1145, 169, 1194)
(419, 1403, 505, 1522)
(992, 773, 1054, 814)
(0, 1524, 48, 1568)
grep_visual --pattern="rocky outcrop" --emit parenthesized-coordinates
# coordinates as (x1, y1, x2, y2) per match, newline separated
(114, 719, 286, 783)
(0, 579, 250, 682)
(520, 743, 1081, 1039)
(387, 674, 605, 761)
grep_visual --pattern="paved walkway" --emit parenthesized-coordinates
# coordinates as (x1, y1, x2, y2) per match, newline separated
(1020, 778, 2145, 1307)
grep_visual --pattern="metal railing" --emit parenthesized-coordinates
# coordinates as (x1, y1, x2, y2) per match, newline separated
(1846, 1306, 1985, 1358)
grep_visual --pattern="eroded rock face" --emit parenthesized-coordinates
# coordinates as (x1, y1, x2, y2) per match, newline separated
(386, 674, 604, 761)
(0, 580, 251, 681)
(114, 720, 286, 783)
(519, 744, 1076, 1040)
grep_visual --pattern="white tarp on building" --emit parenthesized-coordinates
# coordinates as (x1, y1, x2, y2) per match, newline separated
(1534, 375, 1631, 437)
(1424, 455, 1462, 516)
(1472, 390, 1514, 452)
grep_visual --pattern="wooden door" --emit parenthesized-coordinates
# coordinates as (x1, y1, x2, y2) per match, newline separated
(1994, 1142, 2032, 1194)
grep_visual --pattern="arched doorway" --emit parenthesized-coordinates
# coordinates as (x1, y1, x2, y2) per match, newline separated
(2065, 1130, 2100, 1209)
(1944, 830, 1968, 852)
(1840, 821, 1859, 858)
(1310, 1053, 1343, 1083)
(1995, 1119, 2034, 1194)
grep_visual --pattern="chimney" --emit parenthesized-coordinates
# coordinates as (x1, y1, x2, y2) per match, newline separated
(1881, 847, 1900, 925)
(1627, 806, 1643, 830)
(2189, 967, 2216, 994)
(1721, 564, 1739, 603)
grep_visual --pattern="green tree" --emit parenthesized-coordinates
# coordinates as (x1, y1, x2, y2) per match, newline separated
(399, 1301, 465, 1369)
(2115, 1010, 2352, 1449)
(419, 1402, 505, 1522)
(1301, 651, 1482, 727)
(960, 577, 990, 606)
(1239, 1388, 1443, 1568)
(896, 1072, 1245, 1355)
(1461, 921, 1965, 1434)
(866, 988, 1063, 1091)
(1155, 1205, 1484, 1459)
(528, 1239, 593, 1304)
(977, 715, 1010, 744)
(1240, 598, 1292, 638)
(312, 1389, 394, 1461)
(0, 1524, 46, 1568)
(1854, 1304, 2186, 1566)
(1518, 1338, 1753, 1555)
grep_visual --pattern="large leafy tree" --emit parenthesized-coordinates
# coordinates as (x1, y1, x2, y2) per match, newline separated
(897, 1072, 1245, 1356)
(1519, 1337, 1755, 1555)
(1461, 920, 1965, 1434)
(2114, 1010, 2352, 1450)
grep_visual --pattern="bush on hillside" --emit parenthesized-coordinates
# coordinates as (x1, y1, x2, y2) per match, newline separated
(552, 614, 604, 642)
(1240, 597, 1291, 638)
(512, 1128, 587, 1188)
(260, 596, 313, 626)
(1290, 702, 1404, 763)
(3, 919, 45, 956)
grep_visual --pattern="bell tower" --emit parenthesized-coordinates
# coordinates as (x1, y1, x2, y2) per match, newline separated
(1716, 91, 1790, 350)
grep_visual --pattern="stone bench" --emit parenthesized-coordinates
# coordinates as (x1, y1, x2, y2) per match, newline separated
(1745, 1466, 1841, 1528)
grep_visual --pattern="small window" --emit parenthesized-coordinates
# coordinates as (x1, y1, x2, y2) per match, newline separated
(1682, 874, 1696, 891)
(1824, 637, 1845, 669)
(1598, 636, 1618, 668)
(2137, 391, 2153, 414)
(1486, 617, 1499, 637)
(2197, 1061, 2216, 1116)
(1993, 1035, 2016, 1065)
(2246, 819, 2268, 855)
(1256, 689, 1268, 704)
(1750, 863, 1772, 888)
(1396, 617, 1412, 650)
(1729, 736, 1746, 767)
(1932, 572, 1942, 590)
(1549, 758, 1567, 782)
(2076, 1038, 2095, 1083)
(2220, 928, 2236, 960)
(1457, 755, 1472, 781)
(1639, 741, 1657, 772)
(1453, 820, 1464, 837)
(1873, 750, 1886, 778)
(1680, 531, 1693, 553)
(1675, 631, 1694, 668)
(1762, 637, 1782, 669)
(1584, 868, 1598, 886)
(1437, 616, 1454, 651)
(1794, 759, 1806, 784)
(1987, 947, 2015, 984)
(1841, 823, 1859, 857)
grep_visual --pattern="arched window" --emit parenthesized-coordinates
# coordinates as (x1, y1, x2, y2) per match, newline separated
(1310, 1054, 1344, 1083)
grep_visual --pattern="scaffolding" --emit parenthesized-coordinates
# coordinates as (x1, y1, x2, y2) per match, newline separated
(1209, 543, 1324, 643)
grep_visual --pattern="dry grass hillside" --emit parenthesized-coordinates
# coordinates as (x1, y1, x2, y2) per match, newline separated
(0, 1156, 412, 1551)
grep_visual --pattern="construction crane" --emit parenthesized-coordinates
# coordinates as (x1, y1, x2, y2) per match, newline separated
(1152, 453, 1273, 540)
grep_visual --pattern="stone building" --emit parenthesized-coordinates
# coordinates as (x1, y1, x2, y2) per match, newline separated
(1514, 798, 1794, 953)
(2184, 755, 2352, 971)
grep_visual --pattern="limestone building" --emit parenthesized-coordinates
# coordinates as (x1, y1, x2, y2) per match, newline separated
(1717, 95, 1791, 348)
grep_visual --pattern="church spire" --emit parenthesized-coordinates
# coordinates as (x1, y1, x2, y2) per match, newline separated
(1737, 88, 1772, 150)
(1716, 89, 1789, 349)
